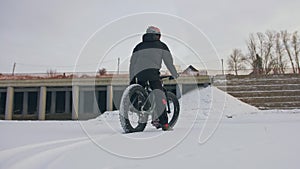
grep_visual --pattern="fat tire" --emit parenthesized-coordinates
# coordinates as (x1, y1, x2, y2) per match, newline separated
(167, 91, 180, 128)
(119, 84, 148, 133)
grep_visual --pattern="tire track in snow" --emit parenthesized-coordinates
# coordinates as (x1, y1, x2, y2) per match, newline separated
(0, 134, 113, 169)
(0, 137, 88, 169)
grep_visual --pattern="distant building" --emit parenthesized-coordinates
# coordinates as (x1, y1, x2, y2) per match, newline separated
(162, 64, 182, 75)
(182, 65, 207, 76)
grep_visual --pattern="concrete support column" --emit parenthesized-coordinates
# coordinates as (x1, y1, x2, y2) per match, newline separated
(5, 87, 14, 120)
(176, 83, 183, 99)
(22, 92, 28, 115)
(50, 91, 56, 114)
(93, 91, 99, 114)
(65, 91, 71, 113)
(79, 91, 85, 115)
(38, 86, 47, 120)
(72, 86, 79, 120)
(106, 85, 113, 111)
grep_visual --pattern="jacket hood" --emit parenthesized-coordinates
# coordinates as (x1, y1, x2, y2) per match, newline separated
(142, 33, 160, 42)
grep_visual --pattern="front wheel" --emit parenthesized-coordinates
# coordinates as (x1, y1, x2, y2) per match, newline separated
(119, 84, 149, 133)
(166, 91, 180, 128)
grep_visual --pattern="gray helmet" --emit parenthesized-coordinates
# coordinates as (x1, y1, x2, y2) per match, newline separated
(146, 26, 161, 34)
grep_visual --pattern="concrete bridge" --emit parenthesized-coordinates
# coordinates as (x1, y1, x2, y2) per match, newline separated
(0, 75, 210, 120)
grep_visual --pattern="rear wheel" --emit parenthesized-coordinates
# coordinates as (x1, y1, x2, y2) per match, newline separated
(166, 91, 180, 128)
(119, 84, 149, 133)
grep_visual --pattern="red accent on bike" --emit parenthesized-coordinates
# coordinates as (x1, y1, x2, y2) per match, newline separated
(162, 98, 167, 105)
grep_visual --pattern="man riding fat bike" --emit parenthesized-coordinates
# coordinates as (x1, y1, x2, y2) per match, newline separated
(129, 26, 179, 131)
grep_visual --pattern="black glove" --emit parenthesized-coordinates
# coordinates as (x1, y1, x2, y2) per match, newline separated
(170, 73, 179, 80)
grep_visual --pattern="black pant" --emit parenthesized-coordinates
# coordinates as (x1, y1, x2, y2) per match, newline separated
(137, 80, 168, 125)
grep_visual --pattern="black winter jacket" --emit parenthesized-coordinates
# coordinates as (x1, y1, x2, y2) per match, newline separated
(129, 33, 178, 81)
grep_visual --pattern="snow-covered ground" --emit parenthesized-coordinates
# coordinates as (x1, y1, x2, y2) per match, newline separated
(1, 86, 300, 169)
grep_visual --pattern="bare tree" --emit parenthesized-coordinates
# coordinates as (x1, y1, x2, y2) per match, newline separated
(227, 49, 247, 75)
(236, 30, 299, 75)
(98, 68, 107, 76)
(275, 32, 287, 74)
(253, 31, 276, 74)
(246, 33, 258, 69)
(252, 54, 263, 75)
(292, 31, 300, 73)
(263, 30, 276, 74)
(47, 69, 57, 77)
(282, 30, 296, 73)
(257, 32, 265, 59)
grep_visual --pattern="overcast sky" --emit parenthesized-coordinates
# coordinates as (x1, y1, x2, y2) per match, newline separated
(1, 0, 300, 74)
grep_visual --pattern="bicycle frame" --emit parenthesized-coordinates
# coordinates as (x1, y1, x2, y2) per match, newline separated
(119, 75, 179, 133)
(141, 76, 174, 116)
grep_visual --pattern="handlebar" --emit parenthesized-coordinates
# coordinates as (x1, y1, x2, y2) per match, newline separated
(160, 75, 175, 80)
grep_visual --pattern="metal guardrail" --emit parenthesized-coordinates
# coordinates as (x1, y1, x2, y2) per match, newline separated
(0, 75, 211, 87)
